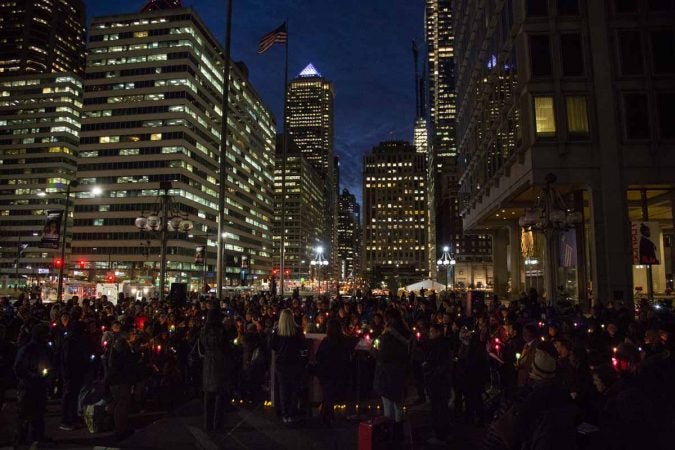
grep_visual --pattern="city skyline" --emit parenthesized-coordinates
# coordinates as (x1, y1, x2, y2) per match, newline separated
(84, 0, 426, 203)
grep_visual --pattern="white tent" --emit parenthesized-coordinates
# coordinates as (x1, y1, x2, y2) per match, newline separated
(405, 279, 446, 292)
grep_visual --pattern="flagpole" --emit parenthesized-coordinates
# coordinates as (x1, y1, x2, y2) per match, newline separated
(216, 0, 234, 301)
(279, 20, 289, 299)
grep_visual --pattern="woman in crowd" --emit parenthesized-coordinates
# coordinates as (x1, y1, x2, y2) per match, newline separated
(270, 309, 306, 425)
(373, 308, 411, 441)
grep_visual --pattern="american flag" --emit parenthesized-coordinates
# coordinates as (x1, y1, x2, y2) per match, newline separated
(257, 23, 287, 54)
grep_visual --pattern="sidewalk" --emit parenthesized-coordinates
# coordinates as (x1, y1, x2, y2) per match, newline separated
(1, 392, 484, 450)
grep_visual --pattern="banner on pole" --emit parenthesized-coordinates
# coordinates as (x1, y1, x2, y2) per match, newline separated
(631, 222, 660, 265)
(195, 246, 205, 264)
(39, 211, 63, 249)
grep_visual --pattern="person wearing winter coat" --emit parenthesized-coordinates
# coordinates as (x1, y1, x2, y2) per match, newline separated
(59, 317, 91, 430)
(0, 324, 16, 413)
(457, 327, 489, 425)
(315, 318, 351, 426)
(199, 308, 232, 432)
(240, 323, 266, 402)
(483, 348, 577, 450)
(373, 308, 411, 441)
(423, 323, 453, 445)
(270, 309, 306, 425)
(107, 328, 139, 439)
(13, 323, 53, 446)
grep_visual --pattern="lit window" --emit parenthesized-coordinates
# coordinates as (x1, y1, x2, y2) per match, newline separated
(534, 96, 556, 136)
(150, 133, 162, 141)
(134, 31, 148, 38)
(566, 96, 589, 136)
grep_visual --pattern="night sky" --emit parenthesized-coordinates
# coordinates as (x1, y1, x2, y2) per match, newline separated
(84, 0, 425, 203)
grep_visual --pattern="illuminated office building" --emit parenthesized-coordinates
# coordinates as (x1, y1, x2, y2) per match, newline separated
(0, 0, 86, 76)
(0, 74, 83, 288)
(272, 135, 324, 282)
(75, 6, 276, 290)
(363, 141, 429, 289)
(426, 0, 492, 290)
(285, 63, 337, 276)
(0, 0, 86, 288)
(455, 0, 675, 303)
(337, 188, 361, 281)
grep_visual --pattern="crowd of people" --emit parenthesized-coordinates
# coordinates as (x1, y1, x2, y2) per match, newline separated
(0, 288, 674, 449)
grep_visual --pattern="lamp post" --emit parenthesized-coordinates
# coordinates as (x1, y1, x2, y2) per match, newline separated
(310, 245, 329, 295)
(189, 233, 214, 294)
(135, 181, 193, 302)
(56, 180, 79, 303)
(437, 245, 456, 291)
(518, 173, 582, 305)
(216, 0, 234, 301)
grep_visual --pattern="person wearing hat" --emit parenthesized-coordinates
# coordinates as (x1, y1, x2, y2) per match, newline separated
(483, 347, 576, 450)
(530, 348, 557, 381)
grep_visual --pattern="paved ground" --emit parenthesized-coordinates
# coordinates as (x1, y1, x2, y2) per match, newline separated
(1, 392, 485, 450)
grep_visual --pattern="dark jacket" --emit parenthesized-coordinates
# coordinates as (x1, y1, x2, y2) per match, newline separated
(270, 329, 306, 367)
(60, 321, 90, 380)
(316, 336, 351, 382)
(423, 336, 452, 397)
(14, 339, 52, 391)
(242, 331, 265, 371)
(199, 323, 231, 393)
(107, 338, 138, 386)
(373, 327, 410, 402)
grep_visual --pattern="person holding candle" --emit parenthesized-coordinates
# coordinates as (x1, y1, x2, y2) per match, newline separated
(13, 323, 54, 446)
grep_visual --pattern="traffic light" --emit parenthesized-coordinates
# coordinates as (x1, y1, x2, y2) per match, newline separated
(106, 273, 115, 283)
(78, 259, 86, 269)
(284, 269, 290, 276)
(272, 268, 278, 277)
(53, 258, 63, 269)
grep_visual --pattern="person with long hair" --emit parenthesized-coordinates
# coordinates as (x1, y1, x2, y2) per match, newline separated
(271, 309, 306, 425)
(373, 307, 411, 441)
(315, 318, 351, 426)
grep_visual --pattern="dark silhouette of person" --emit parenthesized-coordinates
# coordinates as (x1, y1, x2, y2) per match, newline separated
(639, 223, 659, 265)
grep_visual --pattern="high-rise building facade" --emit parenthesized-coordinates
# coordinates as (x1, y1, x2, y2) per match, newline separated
(426, 0, 492, 291)
(74, 7, 276, 290)
(0, 74, 83, 288)
(0, 0, 86, 76)
(0, 0, 86, 289)
(363, 141, 429, 289)
(337, 188, 361, 281)
(425, 0, 456, 160)
(273, 135, 324, 283)
(455, 0, 675, 303)
(285, 62, 337, 275)
(286, 63, 334, 177)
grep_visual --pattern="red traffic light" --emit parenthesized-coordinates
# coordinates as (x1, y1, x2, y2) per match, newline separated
(272, 269, 278, 276)
(53, 258, 64, 268)
(284, 269, 290, 276)
(78, 259, 86, 269)
(106, 273, 115, 283)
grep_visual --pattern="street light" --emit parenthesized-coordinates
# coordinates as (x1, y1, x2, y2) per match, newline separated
(437, 245, 456, 291)
(518, 173, 582, 304)
(56, 180, 79, 302)
(189, 232, 215, 294)
(135, 181, 193, 302)
(310, 245, 329, 295)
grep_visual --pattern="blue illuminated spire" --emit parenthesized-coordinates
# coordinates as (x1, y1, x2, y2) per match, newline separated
(298, 63, 321, 77)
